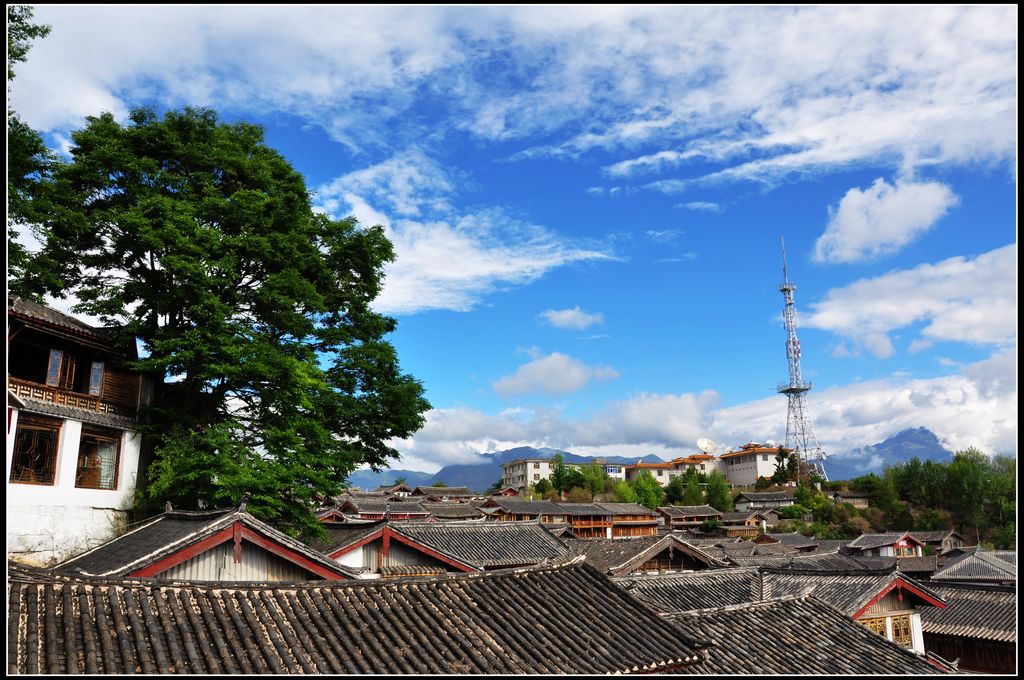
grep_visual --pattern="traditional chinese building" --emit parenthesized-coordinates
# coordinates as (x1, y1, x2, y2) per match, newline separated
(7, 296, 154, 563)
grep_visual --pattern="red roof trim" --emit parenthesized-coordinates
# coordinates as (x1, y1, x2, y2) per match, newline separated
(327, 528, 386, 559)
(235, 526, 349, 580)
(130, 525, 236, 577)
(851, 577, 947, 619)
(327, 526, 476, 572)
(130, 520, 348, 580)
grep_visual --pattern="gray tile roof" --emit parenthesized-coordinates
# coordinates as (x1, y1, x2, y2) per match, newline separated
(762, 532, 819, 549)
(595, 502, 658, 517)
(566, 535, 726, 575)
(316, 521, 387, 554)
(932, 551, 1016, 583)
(6, 560, 709, 674)
(554, 502, 611, 516)
(483, 498, 565, 515)
(420, 502, 484, 520)
(729, 550, 873, 570)
(734, 491, 793, 502)
(759, 570, 946, 616)
(669, 596, 947, 674)
(8, 294, 122, 345)
(623, 564, 947, 620)
(847, 532, 918, 551)
(55, 510, 355, 580)
(658, 505, 721, 518)
(894, 555, 939, 574)
(339, 498, 430, 516)
(412, 486, 475, 498)
(16, 396, 139, 430)
(920, 584, 1017, 643)
(910, 530, 962, 543)
(392, 521, 570, 569)
(619, 568, 763, 612)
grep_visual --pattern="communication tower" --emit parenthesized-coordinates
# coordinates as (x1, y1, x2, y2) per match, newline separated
(777, 238, 828, 480)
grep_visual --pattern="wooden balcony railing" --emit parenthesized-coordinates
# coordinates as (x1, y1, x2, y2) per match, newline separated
(8, 377, 134, 417)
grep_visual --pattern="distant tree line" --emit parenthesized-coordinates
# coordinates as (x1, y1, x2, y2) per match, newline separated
(773, 447, 1015, 547)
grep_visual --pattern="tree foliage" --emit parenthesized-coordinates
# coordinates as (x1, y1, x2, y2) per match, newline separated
(7, 6, 54, 298)
(550, 453, 570, 496)
(704, 471, 733, 511)
(664, 475, 686, 504)
(16, 107, 430, 537)
(578, 462, 609, 499)
(682, 477, 704, 506)
(612, 480, 637, 504)
(631, 471, 665, 510)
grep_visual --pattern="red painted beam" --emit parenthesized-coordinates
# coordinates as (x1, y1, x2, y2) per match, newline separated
(852, 577, 946, 619)
(131, 520, 350, 580)
(131, 525, 236, 577)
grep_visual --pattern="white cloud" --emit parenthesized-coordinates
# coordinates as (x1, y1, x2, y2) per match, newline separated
(14, 6, 1015, 187)
(492, 352, 620, 397)
(681, 201, 721, 213)
(713, 348, 1017, 460)
(540, 306, 604, 330)
(317, 148, 456, 219)
(316, 150, 614, 314)
(805, 244, 1017, 357)
(814, 178, 959, 263)
(393, 348, 1016, 471)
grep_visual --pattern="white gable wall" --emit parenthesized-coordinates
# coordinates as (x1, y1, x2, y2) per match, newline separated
(7, 408, 142, 564)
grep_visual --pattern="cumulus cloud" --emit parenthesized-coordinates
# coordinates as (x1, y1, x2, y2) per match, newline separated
(714, 349, 1017, 461)
(316, 150, 614, 314)
(540, 306, 604, 330)
(492, 352, 620, 397)
(805, 244, 1016, 357)
(814, 178, 959, 263)
(13, 6, 1015, 187)
(392, 347, 1016, 471)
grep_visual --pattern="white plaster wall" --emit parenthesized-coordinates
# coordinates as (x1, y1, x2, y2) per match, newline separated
(334, 546, 365, 569)
(910, 612, 925, 654)
(723, 453, 780, 486)
(7, 410, 142, 564)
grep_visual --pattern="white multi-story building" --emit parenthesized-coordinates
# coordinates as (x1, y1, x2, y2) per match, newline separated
(501, 457, 599, 491)
(719, 443, 783, 486)
(7, 296, 152, 564)
(671, 453, 724, 476)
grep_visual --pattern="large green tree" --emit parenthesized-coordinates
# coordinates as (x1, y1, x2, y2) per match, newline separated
(7, 6, 53, 296)
(631, 471, 665, 510)
(17, 107, 430, 537)
(704, 471, 733, 511)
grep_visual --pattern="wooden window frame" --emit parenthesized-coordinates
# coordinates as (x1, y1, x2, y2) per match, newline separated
(860, 616, 887, 637)
(891, 614, 913, 648)
(75, 427, 121, 490)
(9, 414, 62, 486)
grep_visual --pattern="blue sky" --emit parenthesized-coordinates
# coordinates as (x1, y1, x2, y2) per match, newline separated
(11, 6, 1017, 473)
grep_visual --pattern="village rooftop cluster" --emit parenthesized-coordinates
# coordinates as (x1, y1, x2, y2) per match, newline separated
(6, 295, 1017, 675)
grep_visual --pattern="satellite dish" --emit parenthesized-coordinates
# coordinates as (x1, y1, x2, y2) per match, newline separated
(765, 439, 777, 448)
(697, 438, 719, 454)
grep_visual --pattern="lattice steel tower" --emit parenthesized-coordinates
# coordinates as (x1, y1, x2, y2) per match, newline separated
(777, 238, 827, 480)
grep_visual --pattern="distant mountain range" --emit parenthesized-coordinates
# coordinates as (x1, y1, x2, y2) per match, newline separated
(824, 428, 955, 481)
(346, 428, 957, 491)
(346, 446, 667, 493)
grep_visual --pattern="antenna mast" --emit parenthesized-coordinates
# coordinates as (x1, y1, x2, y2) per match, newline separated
(777, 237, 827, 481)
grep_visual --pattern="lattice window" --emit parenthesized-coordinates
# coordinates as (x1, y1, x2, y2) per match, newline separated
(75, 427, 121, 490)
(46, 349, 76, 390)
(10, 415, 62, 485)
(860, 617, 887, 637)
(891, 614, 913, 648)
